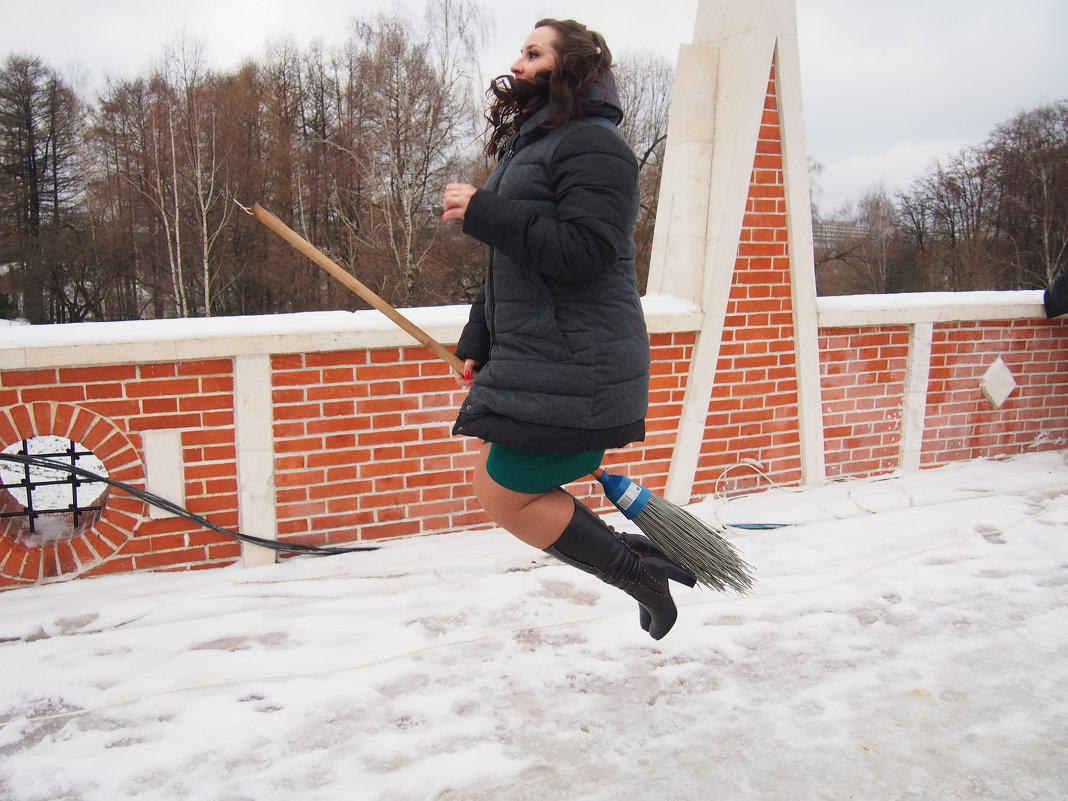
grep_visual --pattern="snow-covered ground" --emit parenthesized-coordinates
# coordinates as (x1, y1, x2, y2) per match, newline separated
(1, 450, 1066, 801)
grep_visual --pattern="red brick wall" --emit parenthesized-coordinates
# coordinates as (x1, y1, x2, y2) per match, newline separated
(923, 320, 1068, 464)
(2, 314, 1064, 588)
(819, 327, 911, 478)
(267, 334, 698, 549)
(270, 346, 481, 545)
(813, 319, 1068, 480)
(0, 362, 241, 587)
(692, 65, 805, 498)
(0, 332, 696, 587)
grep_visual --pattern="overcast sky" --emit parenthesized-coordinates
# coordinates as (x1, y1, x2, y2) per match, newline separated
(2, 0, 1066, 211)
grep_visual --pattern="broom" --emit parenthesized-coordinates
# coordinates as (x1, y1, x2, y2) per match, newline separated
(240, 201, 754, 594)
(591, 468, 752, 593)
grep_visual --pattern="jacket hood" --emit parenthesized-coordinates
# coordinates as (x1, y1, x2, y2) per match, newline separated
(581, 72, 624, 124)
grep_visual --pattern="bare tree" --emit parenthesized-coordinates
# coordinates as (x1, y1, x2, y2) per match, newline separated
(89, 77, 163, 318)
(168, 37, 233, 316)
(151, 74, 188, 316)
(0, 55, 85, 321)
(987, 100, 1068, 287)
(616, 52, 673, 290)
(819, 188, 906, 294)
(328, 3, 486, 305)
(28, 11, 1056, 315)
(896, 148, 1001, 291)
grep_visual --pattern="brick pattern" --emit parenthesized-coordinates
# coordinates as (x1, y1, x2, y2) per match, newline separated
(0, 402, 140, 586)
(692, 63, 805, 498)
(267, 332, 696, 541)
(0, 362, 240, 587)
(923, 320, 1068, 464)
(0, 328, 703, 584)
(1, 313, 1064, 587)
(271, 347, 483, 546)
(818, 326, 911, 477)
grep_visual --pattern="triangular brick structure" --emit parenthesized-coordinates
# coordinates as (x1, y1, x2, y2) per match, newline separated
(647, 0, 825, 503)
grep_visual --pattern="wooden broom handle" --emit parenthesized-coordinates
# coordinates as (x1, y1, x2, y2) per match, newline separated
(245, 202, 605, 482)
(247, 203, 466, 374)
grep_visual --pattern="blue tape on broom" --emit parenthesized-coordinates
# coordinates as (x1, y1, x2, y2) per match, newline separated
(595, 470, 652, 520)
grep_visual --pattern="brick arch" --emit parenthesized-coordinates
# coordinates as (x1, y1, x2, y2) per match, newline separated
(0, 403, 148, 587)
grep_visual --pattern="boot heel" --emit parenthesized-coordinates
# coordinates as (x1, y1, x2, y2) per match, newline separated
(653, 557, 697, 588)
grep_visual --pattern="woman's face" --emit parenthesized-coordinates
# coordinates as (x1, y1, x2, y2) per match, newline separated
(510, 27, 557, 80)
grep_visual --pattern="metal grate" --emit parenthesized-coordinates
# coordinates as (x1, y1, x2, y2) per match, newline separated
(0, 438, 108, 537)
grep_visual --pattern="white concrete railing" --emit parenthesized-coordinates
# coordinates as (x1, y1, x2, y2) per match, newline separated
(0, 296, 704, 371)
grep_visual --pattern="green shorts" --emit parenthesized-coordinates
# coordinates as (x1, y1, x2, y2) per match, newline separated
(485, 444, 604, 494)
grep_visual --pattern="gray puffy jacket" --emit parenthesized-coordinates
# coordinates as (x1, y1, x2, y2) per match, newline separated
(453, 77, 649, 454)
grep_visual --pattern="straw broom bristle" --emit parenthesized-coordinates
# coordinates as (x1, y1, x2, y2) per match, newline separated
(634, 494, 754, 594)
(593, 469, 754, 594)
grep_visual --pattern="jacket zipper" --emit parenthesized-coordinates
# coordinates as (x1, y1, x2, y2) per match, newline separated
(484, 141, 517, 347)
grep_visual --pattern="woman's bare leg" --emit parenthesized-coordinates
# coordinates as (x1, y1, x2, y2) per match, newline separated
(470, 444, 574, 548)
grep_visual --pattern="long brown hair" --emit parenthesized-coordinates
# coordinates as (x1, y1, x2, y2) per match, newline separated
(484, 18, 613, 158)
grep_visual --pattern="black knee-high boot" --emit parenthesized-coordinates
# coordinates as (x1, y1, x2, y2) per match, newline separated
(545, 495, 696, 640)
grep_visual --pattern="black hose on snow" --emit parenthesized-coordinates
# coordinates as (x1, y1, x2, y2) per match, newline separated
(0, 452, 378, 555)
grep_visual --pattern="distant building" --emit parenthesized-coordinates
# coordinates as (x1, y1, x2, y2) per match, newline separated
(812, 220, 869, 251)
